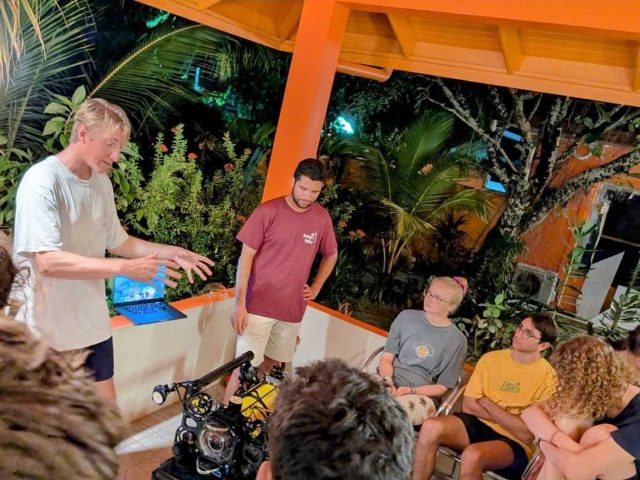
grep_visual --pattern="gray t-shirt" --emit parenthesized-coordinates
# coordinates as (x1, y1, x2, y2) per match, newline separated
(384, 309, 467, 389)
(13, 156, 128, 351)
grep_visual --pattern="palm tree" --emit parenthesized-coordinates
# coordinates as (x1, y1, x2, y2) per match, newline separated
(0, 0, 92, 151)
(1, 0, 274, 152)
(346, 110, 493, 276)
(0, 0, 50, 83)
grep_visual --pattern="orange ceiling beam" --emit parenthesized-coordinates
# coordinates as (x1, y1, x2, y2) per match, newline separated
(341, 0, 640, 39)
(262, 0, 350, 201)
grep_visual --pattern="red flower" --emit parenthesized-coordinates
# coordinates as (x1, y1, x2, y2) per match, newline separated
(188, 152, 198, 160)
(224, 163, 235, 171)
(338, 220, 347, 228)
(171, 127, 178, 134)
(160, 144, 168, 153)
(348, 231, 357, 239)
(356, 229, 366, 238)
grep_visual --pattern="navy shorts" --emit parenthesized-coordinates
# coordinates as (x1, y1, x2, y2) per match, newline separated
(84, 337, 114, 381)
(454, 412, 529, 480)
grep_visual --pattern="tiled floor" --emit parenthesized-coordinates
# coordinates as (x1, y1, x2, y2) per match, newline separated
(116, 384, 224, 479)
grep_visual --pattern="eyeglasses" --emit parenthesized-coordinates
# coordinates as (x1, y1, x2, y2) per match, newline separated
(424, 291, 451, 304)
(515, 323, 542, 340)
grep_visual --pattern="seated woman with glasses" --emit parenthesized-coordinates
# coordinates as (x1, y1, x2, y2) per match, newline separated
(377, 276, 468, 425)
(522, 336, 640, 480)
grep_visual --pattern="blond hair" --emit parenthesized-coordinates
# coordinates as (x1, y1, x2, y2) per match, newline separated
(426, 276, 468, 312)
(69, 98, 131, 144)
(546, 336, 634, 420)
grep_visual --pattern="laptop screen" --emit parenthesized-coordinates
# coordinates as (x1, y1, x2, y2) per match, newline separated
(112, 276, 165, 305)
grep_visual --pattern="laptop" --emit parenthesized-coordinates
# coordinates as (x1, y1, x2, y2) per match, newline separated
(112, 275, 187, 325)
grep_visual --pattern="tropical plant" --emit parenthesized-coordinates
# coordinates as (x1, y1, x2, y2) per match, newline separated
(418, 80, 640, 301)
(554, 221, 598, 313)
(602, 258, 640, 341)
(0, 0, 49, 82)
(90, 24, 273, 133)
(130, 127, 263, 298)
(344, 111, 493, 276)
(0, 0, 93, 152)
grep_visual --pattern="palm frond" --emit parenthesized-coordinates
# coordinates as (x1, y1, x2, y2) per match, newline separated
(395, 110, 454, 176)
(429, 188, 494, 223)
(90, 24, 251, 131)
(380, 197, 434, 239)
(0, 0, 47, 83)
(0, 0, 93, 149)
(346, 142, 394, 199)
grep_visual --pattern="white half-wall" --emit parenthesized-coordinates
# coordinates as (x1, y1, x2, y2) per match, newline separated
(113, 295, 388, 423)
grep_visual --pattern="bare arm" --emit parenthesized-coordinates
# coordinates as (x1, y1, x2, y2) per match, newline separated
(378, 352, 395, 381)
(540, 437, 636, 480)
(522, 403, 583, 451)
(304, 250, 338, 300)
(108, 236, 181, 260)
(462, 396, 495, 422)
(230, 244, 257, 335)
(35, 250, 181, 287)
(478, 396, 534, 444)
(110, 236, 214, 283)
(414, 384, 448, 398)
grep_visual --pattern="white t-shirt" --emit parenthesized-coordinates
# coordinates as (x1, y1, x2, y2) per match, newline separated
(13, 156, 128, 351)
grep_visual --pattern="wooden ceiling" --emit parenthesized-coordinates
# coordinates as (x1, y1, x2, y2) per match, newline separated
(136, 0, 640, 106)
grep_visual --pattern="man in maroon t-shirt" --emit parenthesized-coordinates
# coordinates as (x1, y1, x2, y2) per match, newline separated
(223, 158, 338, 403)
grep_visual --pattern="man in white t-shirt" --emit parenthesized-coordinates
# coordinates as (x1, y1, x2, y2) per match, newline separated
(13, 98, 214, 401)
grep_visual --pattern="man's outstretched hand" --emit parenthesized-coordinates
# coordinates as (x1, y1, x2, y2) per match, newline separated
(172, 249, 215, 283)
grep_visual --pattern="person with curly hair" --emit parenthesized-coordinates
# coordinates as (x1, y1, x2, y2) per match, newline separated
(378, 276, 468, 425)
(522, 336, 640, 480)
(0, 315, 125, 479)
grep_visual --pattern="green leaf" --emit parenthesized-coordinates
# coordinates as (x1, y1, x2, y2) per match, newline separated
(44, 102, 68, 115)
(43, 117, 65, 136)
(71, 85, 87, 105)
(495, 293, 505, 304)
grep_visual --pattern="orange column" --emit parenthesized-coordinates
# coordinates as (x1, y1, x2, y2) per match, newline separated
(262, 0, 350, 202)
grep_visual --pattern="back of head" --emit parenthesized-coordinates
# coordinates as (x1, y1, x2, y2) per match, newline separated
(547, 336, 633, 419)
(0, 316, 124, 479)
(527, 312, 558, 345)
(70, 98, 131, 144)
(268, 359, 413, 480)
(293, 158, 326, 182)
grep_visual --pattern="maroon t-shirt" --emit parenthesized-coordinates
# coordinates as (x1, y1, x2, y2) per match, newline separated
(237, 197, 337, 323)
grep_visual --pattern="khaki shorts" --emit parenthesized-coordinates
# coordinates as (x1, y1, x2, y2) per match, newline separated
(395, 394, 436, 426)
(235, 313, 301, 366)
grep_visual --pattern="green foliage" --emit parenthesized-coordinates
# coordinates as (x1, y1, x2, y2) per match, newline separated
(130, 127, 262, 298)
(0, 137, 33, 226)
(555, 221, 598, 313)
(0, 0, 92, 152)
(602, 258, 640, 341)
(341, 111, 492, 278)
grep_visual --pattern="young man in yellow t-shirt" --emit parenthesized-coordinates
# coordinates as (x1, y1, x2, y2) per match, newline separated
(412, 313, 558, 480)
